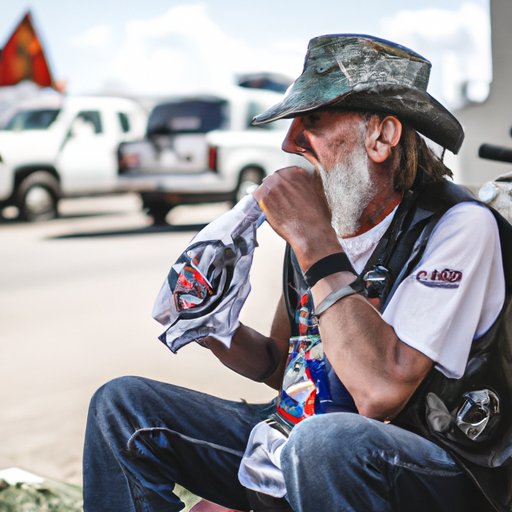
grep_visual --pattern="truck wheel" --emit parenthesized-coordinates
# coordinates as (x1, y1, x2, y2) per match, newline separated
(148, 205, 173, 226)
(16, 172, 60, 222)
(233, 167, 264, 205)
(140, 194, 175, 225)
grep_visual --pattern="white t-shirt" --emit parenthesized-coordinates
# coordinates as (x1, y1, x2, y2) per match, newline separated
(340, 202, 505, 378)
(238, 201, 506, 496)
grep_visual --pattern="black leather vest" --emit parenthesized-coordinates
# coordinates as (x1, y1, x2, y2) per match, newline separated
(284, 179, 512, 512)
(389, 182, 512, 512)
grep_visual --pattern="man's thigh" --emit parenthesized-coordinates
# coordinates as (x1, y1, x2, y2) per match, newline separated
(281, 413, 488, 512)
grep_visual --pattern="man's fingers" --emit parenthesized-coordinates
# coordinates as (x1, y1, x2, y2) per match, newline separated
(254, 165, 318, 206)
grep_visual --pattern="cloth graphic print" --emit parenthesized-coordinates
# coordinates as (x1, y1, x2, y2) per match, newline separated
(276, 292, 332, 424)
(152, 195, 264, 352)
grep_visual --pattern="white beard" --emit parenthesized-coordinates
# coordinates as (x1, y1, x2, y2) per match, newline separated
(318, 143, 374, 237)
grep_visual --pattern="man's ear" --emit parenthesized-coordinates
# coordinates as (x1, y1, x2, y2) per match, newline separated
(365, 115, 402, 163)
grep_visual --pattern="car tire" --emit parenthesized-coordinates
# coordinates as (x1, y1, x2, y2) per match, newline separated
(15, 171, 60, 222)
(140, 193, 175, 225)
(148, 205, 173, 226)
(233, 166, 264, 205)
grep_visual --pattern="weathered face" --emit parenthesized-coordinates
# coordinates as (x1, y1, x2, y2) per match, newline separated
(281, 110, 368, 171)
(282, 110, 376, 237)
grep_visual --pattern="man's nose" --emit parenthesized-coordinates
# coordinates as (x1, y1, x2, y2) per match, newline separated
(282, 117, 307, 154)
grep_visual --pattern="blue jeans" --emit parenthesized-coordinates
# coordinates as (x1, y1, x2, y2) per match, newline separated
(83, 376, 487, 511)
(281, 414, 488, 511)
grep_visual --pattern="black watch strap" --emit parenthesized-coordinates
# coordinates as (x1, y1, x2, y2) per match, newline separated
(304, 252, 356, 288)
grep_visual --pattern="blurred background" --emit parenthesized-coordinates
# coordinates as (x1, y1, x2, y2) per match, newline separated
(1, 0, 511, 499)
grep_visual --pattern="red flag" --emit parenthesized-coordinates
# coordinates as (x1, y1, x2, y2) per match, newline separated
(0, 11, 55, 88)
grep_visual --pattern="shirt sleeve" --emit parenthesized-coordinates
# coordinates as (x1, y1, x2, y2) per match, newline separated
(382, 202, 505, 378)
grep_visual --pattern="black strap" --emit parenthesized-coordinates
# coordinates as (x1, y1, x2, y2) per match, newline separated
(304, 252, 355, 288)
(350, 188, 421, 301)
(381, 212, 442, 310)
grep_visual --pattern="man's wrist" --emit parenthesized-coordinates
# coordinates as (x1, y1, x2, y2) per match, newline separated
(314, 283, 361, 318)
(304, 252, 356, 288)
(291, 225, 342, 272)
(309, 269, 359, 308)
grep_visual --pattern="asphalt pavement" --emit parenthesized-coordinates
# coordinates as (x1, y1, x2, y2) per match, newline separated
(0, 194, 282, 484)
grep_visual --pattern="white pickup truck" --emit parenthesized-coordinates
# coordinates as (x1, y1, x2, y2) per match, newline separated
(117, 86, 307, 224)
(0, 95, 147, 221)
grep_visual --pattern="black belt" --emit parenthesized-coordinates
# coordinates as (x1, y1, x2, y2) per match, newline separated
(265, 413, 293, 437)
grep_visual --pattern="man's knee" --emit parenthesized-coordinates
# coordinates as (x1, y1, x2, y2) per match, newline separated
(88, 375, 143, 421)
(281, 413, 376, 470)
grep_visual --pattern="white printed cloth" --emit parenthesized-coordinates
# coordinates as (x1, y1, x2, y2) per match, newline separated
(152, 195, 264, 352)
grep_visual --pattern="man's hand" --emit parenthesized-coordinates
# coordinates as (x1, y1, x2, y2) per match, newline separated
(253, 166, 341, 271)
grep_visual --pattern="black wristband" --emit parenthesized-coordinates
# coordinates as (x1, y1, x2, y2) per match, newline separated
(304, 252, 355, 288)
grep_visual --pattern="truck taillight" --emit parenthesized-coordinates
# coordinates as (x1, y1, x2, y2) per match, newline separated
(119, 152, 141, 171)
(208, 146, 218, 172)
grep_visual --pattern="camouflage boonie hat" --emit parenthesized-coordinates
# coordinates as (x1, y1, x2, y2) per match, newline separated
(252, 34, 464, 154)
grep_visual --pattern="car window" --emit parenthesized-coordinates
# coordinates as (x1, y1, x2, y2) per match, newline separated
(75, 110, 103, 134)
(2, 108, 61, 130)
(146, 99, 228, 136)
(117, 112, 131, 133)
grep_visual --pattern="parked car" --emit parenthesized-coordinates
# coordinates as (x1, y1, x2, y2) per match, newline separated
(117, 86, 307, 224)
(0, 95, 147, 221)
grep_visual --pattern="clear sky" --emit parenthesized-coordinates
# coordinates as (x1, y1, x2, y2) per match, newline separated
(0, 0, 491, 108)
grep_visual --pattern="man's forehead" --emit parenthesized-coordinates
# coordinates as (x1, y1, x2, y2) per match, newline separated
(309, 109, 403, 125)
(298, 109, 368, 127)
(301, 109, 364, 120)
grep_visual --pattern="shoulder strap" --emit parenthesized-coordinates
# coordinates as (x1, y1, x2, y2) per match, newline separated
(381, 180, 512, 309)
(369, 180, 475, 310)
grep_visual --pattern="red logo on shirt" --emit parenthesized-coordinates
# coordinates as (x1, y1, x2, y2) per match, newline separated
(416, 268, 463, 288)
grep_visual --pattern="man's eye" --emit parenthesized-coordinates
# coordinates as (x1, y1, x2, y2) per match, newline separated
(304, 114, 321, 127)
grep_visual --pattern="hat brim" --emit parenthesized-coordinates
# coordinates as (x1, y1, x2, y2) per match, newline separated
(252, 86, 464, 154)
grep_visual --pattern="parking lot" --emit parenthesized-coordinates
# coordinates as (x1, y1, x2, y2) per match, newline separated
(0, 194, 282, 484)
